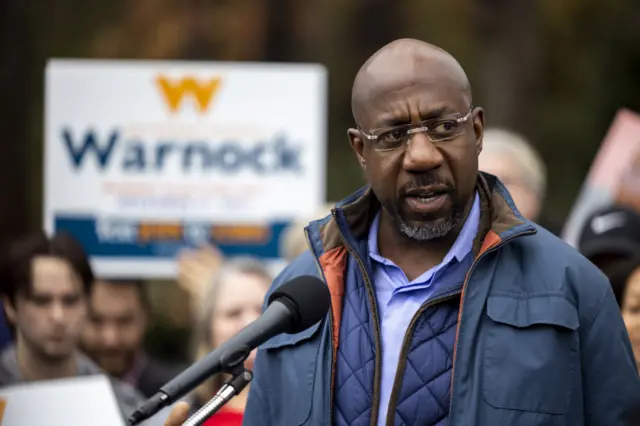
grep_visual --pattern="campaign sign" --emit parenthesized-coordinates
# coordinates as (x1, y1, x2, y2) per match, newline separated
(562, 108, 640, 247)
(44, 60, 327, 278)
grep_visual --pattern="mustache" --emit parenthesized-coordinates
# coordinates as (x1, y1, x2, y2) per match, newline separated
(400, 174, 453, 195)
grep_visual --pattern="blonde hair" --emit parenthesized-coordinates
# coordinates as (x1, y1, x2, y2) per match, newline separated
(480, 128, 547, 198)
(279, 203, 336, 262)
(192, 257, 272, 403)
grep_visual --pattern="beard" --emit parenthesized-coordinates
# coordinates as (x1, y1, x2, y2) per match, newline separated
(396, 206, 464, 241)
(93, 350, 137, 377)
(391, 173, 466, 241)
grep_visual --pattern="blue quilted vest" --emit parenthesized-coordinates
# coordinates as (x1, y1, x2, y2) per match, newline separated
(334, 240, 473, 426)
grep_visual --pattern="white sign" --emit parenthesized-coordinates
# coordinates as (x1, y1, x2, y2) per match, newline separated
(0, 375, 125, 426)
(0, 375, 170, 426)
(44, 60, 327, 278)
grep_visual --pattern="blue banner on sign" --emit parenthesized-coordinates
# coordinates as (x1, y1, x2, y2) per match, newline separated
(54, 215, 291, 259)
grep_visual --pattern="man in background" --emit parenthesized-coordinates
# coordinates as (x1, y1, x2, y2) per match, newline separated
(578, 205, 640, 274)
(0, 232, 144, 419)
(81, 279, 178, 398)
(478, 128, 546, 221)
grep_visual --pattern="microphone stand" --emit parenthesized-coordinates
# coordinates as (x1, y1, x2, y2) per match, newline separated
(181, 366, 253, 426)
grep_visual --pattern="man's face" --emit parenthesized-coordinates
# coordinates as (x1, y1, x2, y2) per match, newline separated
(4, 256, 87, 361)
(81, 281, 147, 377)
(479, 152, 541, 220)
(349, 67, 483, 240)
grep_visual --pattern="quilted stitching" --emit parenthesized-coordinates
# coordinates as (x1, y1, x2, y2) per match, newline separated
(393, 302, 459, 426)
(335, 260, 460, 426)
(335, 267, 377, 426)
(334, 244, 466, 426)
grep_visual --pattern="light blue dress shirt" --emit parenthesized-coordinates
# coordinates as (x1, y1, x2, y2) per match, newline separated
(368, 193, 480, 426)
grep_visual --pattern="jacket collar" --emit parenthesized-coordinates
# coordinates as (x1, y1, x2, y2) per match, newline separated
(306, 172, 536, 259)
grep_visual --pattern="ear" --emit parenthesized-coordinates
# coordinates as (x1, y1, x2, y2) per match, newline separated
(348, 128, 367, 169)
(3, 296, 17, 325)
(472, 107, 485, 156)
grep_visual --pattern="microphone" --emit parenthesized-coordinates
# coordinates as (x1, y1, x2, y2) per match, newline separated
(127, 275, 331, 425)
(182, 369, 253, 426)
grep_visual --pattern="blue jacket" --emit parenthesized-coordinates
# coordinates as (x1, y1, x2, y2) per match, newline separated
(244, 174, 640, 426)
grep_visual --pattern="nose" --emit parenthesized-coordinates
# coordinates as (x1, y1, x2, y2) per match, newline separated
(50, 302, 65, 323)
(101, 324, 120, 347)
(402, 132, 444, 172)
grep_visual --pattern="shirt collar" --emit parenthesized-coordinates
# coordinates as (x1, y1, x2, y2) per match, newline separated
(368, 192, 481, 266)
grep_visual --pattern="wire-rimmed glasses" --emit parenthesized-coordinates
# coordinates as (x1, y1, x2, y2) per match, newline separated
(359, 106, 475, 152)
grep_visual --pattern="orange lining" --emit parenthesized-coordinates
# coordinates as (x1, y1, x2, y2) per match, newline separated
(319, 246, 348, 358)
(478, 229, 501, 257)
(318, 229, 504, 400)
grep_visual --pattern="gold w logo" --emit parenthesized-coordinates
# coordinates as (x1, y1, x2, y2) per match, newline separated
(155, 76, 222, 114)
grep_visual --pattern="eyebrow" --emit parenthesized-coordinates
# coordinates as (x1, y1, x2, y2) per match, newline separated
(374, 106, 455, 129)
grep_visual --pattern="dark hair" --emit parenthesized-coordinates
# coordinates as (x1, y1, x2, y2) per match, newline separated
(97, 279, 150, 312)
(603, 255, 640, 307)
(0, 231, 94, 307)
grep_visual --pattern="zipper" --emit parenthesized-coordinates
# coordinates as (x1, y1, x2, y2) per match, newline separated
(385, 289, 463, 425)
(447, 229, 535, 425)
(304, 229, 334, 426)
(331, 210, 384, 426)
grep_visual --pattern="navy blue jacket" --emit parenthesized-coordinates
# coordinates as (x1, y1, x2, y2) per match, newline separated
(243, 174, 640, 425)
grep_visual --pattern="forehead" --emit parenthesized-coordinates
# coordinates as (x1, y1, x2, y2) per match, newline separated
(357, 63, 470, 129)
(30, 256, 82, 295)
(91, 282, 141, 310)
(628, 268, 640, 291)
(216, 271, 268, 307)
(479, 152, 521, 179)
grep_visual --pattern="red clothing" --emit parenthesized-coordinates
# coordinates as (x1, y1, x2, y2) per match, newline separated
(202, 407, 243, 426)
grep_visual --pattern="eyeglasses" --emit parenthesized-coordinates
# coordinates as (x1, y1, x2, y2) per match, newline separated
(359, 106, 475, 152)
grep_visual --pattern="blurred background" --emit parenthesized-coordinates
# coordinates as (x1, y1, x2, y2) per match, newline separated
(4, 0, 640, 236)
(1, 1, 640, 423)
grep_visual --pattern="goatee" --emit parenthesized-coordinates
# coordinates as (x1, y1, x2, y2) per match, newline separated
(397, 208, 464, 241)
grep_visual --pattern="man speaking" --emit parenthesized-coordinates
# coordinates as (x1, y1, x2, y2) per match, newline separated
(165, 38, 640, 426)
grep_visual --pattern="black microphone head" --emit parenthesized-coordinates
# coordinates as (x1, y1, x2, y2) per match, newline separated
(268, 275, 330, 334)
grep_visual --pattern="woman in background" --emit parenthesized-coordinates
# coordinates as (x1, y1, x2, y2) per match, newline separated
(607, 256, 640, 370)
(186, 256, 271, 426)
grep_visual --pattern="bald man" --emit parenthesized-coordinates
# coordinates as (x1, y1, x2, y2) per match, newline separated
(478, 128, 546, 221)
(164, 39, 640, 426)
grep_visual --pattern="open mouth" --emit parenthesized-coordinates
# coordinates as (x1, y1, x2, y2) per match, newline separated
(403, 187, 451, 213)
(410, 193, 444, 203)
(404, 186, 450, 198)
